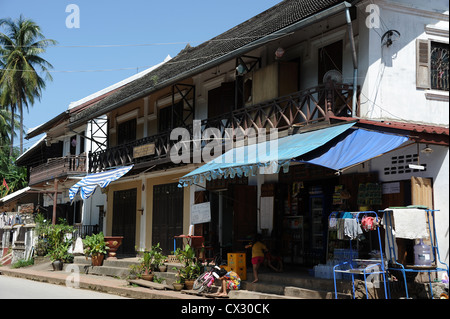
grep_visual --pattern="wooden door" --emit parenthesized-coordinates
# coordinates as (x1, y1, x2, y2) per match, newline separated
(232, 185, 257, 251)
(112, 188, 137, 256)
(152, 183, 184, 254)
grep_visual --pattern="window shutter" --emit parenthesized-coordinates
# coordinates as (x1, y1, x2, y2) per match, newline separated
(416, 39, 431, 89)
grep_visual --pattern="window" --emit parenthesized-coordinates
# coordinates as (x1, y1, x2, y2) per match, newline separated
(431, 42, 449, 91)
(416, 39, 449, 91)
(158, 101, 183, 133)
(117, 118, 136, 145)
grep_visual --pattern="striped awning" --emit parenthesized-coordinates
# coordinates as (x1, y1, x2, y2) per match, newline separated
(69, 165, 133, 200)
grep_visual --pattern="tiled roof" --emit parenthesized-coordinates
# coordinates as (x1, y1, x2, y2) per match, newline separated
(330, 116, 449, 145)
(70, 0, 346, 126)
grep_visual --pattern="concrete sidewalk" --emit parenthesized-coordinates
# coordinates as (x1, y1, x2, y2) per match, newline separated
(0, 261, 206, 299)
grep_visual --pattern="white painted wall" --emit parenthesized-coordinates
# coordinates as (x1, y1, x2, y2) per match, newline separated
(357, 0, 449, 125)
(370, 143, 449, 266)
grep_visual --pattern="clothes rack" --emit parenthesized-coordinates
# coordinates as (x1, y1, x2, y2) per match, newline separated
(383, 208, 449, 299)
(330, 211, 389, 299)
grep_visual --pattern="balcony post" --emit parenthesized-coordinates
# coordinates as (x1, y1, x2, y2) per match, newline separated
(52, 178, 58, 225)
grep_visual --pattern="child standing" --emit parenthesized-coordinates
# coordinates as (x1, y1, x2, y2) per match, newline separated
(245, 234, 268, 283)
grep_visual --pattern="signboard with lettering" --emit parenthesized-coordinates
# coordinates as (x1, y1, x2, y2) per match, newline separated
(191, 202, 211, 224)
(133, 143, 155, 158)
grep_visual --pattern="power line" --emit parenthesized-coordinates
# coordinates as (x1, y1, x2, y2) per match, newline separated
(0, 33, 291, 49)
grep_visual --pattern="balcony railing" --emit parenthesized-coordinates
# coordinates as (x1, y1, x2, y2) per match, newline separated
(89, 83, 359, 173)
(29, 155, 87, 185)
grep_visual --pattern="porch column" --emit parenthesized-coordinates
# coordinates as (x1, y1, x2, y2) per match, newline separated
(52, 179, 58, 225)
(139, 176, 146, 249)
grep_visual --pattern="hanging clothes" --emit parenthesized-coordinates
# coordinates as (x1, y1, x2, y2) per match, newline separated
(344, 218, 364, 240)
(0, 213, 7, 228)
(332, 212, 364, 240)
(361, 215, 376, 231)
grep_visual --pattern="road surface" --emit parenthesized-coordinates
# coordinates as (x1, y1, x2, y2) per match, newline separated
(0, 275, 129, 299)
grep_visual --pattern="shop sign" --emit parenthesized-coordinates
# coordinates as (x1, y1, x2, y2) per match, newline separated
(133, 143, 155, 159)
(191, 202, 211, 224)
(382, 182, 400, 194)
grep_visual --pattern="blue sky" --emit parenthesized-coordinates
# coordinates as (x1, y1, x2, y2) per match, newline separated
(1, 0, 281, 149)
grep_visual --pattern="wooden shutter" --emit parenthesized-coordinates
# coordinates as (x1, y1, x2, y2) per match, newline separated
(416, 39, 431, 89)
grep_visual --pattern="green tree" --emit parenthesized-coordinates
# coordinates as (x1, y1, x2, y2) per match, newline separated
(0, 105, 20, 147)
(0, 145, 27, 197)
(0, 15, 56, 155)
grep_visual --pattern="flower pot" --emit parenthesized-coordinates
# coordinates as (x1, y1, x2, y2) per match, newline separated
(104, 236, 124, 259)
(184, 280, 195, 290)
(52, 260, 63, 271)
(173, 282, 184, 291)
(142, 274, 154, 281)
(158, 265, 167, 272)
(91, 253, 104, 266)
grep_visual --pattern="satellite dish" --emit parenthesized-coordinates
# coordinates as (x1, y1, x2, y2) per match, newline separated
(323, 69, 343, 84)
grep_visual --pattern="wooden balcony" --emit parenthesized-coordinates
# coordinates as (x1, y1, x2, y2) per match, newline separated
(29, 155, 87, 185)
(88, 83, 359, 173)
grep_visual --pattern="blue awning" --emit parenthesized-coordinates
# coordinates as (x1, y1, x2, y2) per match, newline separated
(178, 123, 356, 187)
(69, 165, 133, 200)
(179, 123, 410, 187)
(299, 127, 409, 170)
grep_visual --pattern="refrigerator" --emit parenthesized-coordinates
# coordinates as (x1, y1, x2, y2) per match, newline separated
(310, 194, 326, 264)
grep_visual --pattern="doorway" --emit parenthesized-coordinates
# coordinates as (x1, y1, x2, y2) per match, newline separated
(318, 40, 343, 84)
(112, 188, 137, 256)
(152, 183, 184, 254)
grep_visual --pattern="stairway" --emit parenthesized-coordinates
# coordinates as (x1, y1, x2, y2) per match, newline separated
(69, 256, 183, 284)
(229, 269, 353, 299)
(68, 257, 352, 299)
(69, 256, 138, 279)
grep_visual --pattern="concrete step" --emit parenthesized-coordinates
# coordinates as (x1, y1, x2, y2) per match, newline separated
(229, 290, 298, 299)
(71, 256, 138, 279)
(284, 286, 351, 299)
(239, 269, 354, 299)
(70, 257, 184, 281)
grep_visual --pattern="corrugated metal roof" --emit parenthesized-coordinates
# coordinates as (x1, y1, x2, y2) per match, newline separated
(69, 0, 347, 126)
(330, 116, 449, 145)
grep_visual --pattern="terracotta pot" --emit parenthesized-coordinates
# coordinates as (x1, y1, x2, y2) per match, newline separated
(142, 274, 154, 281)
(173, 282, 184, 291)
(91, 253, 104, 266)
(184, 280, 195, 290)
(104, 236, 124, 259)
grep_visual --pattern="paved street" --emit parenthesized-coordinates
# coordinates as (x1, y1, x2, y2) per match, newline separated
(0, 275, 129, 299)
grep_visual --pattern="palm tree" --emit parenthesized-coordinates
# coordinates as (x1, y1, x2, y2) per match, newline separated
(0, 15, 56, 155)
(0, 106, 20, 148)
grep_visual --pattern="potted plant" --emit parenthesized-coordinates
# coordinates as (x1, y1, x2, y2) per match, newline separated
(48, 241, 71, 271)
(139, 249, 154, 281)
(174, 244, 201, 290)
(83, 232, 109, 266)
(172, 278, 184, 291)
(152, 243, 167, 272)
(34, 213, 50, 256)
(104, 236, 124, 259)
(46, 220, 74, 271)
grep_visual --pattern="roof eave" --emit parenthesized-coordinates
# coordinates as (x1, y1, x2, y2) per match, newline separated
(68, 1, 352, 129)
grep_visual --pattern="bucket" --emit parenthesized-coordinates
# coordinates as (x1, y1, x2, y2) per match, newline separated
(414, 238, 432, 266)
